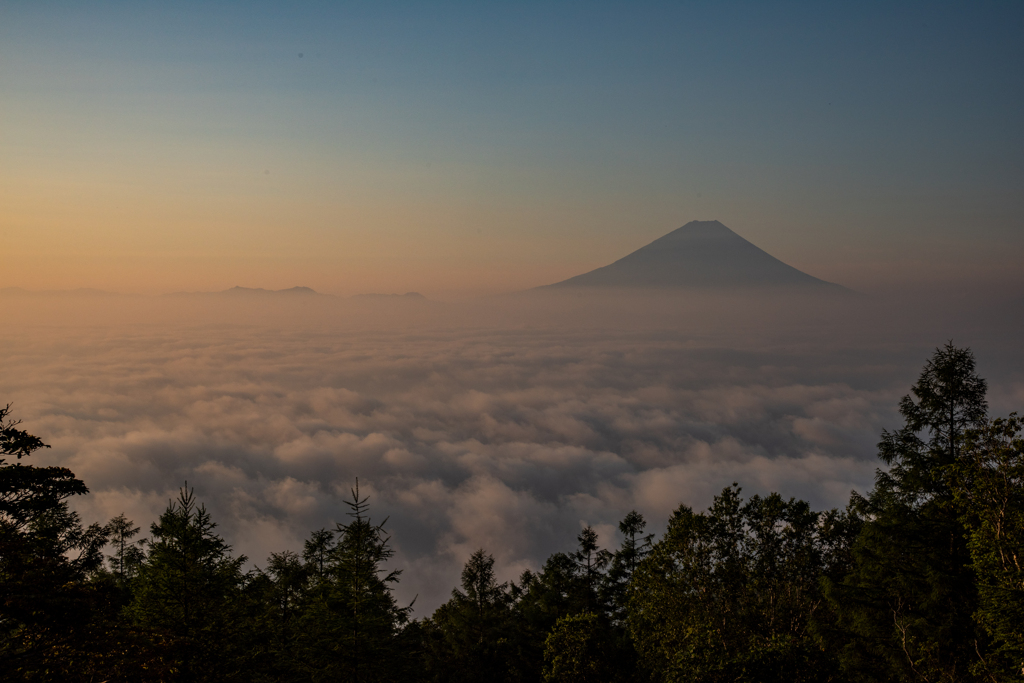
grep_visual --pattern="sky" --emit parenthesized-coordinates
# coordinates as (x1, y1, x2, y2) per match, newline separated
(2, 1, 1022, 297)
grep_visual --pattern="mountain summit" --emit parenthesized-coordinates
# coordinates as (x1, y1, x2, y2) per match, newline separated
(543, 220, 845, 290)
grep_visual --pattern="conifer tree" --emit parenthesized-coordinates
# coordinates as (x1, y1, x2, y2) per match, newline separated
(571, 526, 611, 615)
(603, 511, 653, 622)
(296, 481, 412, 683)
(248, 549, 311, 683)
(304, 527, 334, 583)
(422, 549, 521, 683)
(129, 486, 248, 682)
(517, 540, 603, 680)
(0, 404, 166, 682)
(105, 512, 146, 589)
(828, 343, 989, 682)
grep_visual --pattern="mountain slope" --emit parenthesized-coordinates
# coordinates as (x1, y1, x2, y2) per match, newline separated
(544, 220, 846, 290)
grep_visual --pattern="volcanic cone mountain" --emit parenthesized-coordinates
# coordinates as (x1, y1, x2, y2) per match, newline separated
(544, 220, 846, 291)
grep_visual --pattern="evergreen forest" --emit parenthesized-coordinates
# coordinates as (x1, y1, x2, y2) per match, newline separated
(2, 343, 1023, 682)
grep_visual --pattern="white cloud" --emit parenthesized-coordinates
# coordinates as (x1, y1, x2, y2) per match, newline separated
(2, 292, 1021, 612)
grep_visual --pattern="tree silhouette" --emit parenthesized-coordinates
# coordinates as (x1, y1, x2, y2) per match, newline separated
(829, 343, 990, 682)
(0, 403, 167, 682)
(129, 485, 248, 682)
(604, 510, 653, 622)
(571, 526, 610, 614)
(543, 612, 606, 683)
(105, 512, 146, 588)
(296, 480, 412, 683)
(422, 549, 521, 683)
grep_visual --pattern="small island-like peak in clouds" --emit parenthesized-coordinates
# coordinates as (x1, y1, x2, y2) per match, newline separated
(352, 292, 427, 300)
(162, 285, 325, 297)
(221, 286, 321, 296)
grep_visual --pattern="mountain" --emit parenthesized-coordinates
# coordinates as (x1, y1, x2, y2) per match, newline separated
(352, 292, 427, 301)
(165, 286, 325, 297)
(542, 220, 847, 291)
(220, 286, 321, 296)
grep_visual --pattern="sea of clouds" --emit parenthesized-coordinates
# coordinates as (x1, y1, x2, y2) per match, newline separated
(2, 290, 1021, 612)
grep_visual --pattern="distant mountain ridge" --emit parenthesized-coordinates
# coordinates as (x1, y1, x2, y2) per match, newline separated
(164, 286, 324, 297)
(352, 292, 426, 300)
(164, 287, 430, 301)
(220, 286, 320, 296)
(543, 220, 847, 291)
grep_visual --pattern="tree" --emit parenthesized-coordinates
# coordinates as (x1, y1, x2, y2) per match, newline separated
(951, 414, 1024, 680)
(334, 481, 411, 682)
(629, 485, 843, 683)
(0, 403, 49, 461)
(582, 511, 657, 683)
(517, 524, 643, 683)
(264, 550, 308, 639)
(129, 486, 248, 682)
(828, 343, 989, 682)
(105, 512, 146, 589)
(603, 511, 654, 623)
(304, 527, 334, 582)
(571, 526, 611, 615)
(0, 404, 103, 676)
(518, 551, 596, 673)
(295, 481, 412, 683)
(0, 404, 170, 682)
(0, 403, 85, 535)
(245, 549, 311, 683)
(543, 612, 606, 683)
(521, 526, 610, 630)
(422, 549, 522, 683)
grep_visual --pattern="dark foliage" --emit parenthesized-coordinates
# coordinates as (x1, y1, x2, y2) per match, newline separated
(0, 404, 169, 682)
(421, 549, 523, 683)
(128, 486, 250, 682)
(951, 414, 1024, 680)
(826, 343, 989, 682)
(629, 486, 851, 683)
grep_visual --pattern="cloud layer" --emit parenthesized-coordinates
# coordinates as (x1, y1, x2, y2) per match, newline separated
(2, 293, 1021, 612)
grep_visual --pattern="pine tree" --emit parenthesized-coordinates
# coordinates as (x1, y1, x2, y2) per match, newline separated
(422, 549, 521, 683)
(0, 404, 167, 682)
(828, 343, 989, 682)
(129, 486, 248, 682)
(304, 527, 335, 583)
(247, 549, 311, 683)
(296, 481, 412, 683)
(603, 511, 653, 623)
(105, 512, 146, 589)
(571, 526, 611, 614)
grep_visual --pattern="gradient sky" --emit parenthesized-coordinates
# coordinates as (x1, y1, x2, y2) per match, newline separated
(2, 1, 1022, 297)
